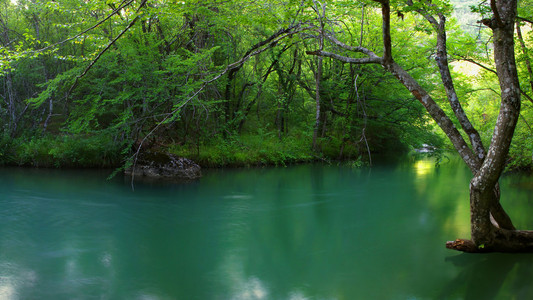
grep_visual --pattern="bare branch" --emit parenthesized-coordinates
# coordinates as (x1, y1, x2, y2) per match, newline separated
(455, 55, 497, 74)
(322, 32, 380, 58)
(306, 50, 382, 64)
(210, 25, 309, 84)
(243, 24, 301, 58)
(517, 16, 533, 25)
(521, 89, 533, 105)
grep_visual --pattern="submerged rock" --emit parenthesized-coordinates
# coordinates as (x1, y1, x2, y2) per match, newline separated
(414, 144, 437, 153)
(125, 152, 201, 180)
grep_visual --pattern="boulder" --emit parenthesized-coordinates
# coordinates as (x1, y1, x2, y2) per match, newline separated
(125, 152, 201, 180)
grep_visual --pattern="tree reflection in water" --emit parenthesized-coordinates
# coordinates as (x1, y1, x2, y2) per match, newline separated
(443, 253, 533, 299)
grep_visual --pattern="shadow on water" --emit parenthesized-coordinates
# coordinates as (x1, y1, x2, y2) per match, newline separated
(442, 253, 533, 299)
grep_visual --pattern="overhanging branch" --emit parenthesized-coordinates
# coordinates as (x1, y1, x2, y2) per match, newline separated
(306, 50, 382, 64)
(67, 0, 148, 97)
(322, 31, 380, 58)
(34, 0, 136, 53)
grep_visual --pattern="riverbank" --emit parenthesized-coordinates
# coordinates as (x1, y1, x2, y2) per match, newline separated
(0, 133, 366, 169)
(2, 133, 530, 172)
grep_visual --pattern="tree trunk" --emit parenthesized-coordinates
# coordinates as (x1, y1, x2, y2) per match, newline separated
(379, 0, 525, 252)
(307, 0, 533, 251)
(467, 0, 523, 250)
(313, 1, 326, 151)
(446, 0, 533, 252)
(312, 0, 325, 151)
(5, 73, 17, 136)
(408, 1, 516, 231)
(313, 55, 322, 150)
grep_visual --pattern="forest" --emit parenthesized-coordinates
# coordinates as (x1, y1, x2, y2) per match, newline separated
(0, 0, 532, 171)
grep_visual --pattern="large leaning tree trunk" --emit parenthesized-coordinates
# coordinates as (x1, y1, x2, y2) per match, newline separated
(465, 0, 533, 252)
(308, 0, 533, 252)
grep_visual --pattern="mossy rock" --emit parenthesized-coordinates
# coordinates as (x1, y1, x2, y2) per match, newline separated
(125, 152, 201, 180)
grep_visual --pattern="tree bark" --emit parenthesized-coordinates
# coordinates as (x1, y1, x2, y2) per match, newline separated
(466, 0, 528, 250)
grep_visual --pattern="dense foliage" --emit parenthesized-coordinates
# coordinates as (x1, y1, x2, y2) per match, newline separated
(0, 0, 531, 169)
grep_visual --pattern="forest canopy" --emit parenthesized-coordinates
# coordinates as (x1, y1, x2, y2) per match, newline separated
(0, 0, 532, 170)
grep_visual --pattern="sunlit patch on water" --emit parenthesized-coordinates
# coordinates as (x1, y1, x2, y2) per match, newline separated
(233, 277, 268, 300)
(414, 160, 434, 178)
(0, 262, 38, 300)
(217, 252, 269, 299)
(0, 281, 15, 300)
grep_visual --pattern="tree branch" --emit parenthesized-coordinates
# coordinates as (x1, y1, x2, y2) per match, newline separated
(456, 55, 533, 105)
(67, 0, 147, 97)
(490, 0, 504, 27)
(322, 31, 380, 58)
(517, 16, 533, 25)
(34, 0, 135, 53)
(375, 0, 393, 64)
(406, 1, 487, 164)
(455, 55, 497, 74)
(306, 50, 382, 64)
(210, 25, 309, 84)
(129, 24, 309, 183)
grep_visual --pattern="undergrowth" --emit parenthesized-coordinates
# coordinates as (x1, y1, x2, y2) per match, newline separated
(169, 132, 316, 167)
(0, 133, 124, 168)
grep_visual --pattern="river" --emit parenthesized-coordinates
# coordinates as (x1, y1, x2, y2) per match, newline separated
(1, 158, 533, 299)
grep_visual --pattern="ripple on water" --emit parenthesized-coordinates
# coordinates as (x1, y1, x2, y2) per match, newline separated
(223, 194, 254, 200)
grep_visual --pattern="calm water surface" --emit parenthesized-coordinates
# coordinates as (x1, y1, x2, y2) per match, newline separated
(1, 158, 533, 299)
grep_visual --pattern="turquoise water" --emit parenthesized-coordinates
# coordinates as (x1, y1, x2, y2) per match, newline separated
(1, 159, 533, 299)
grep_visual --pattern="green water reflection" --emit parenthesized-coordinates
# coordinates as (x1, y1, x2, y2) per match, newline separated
(0, 159, 532, 299)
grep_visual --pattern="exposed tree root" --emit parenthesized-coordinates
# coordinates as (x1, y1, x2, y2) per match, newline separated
(446, 239, 483, 253)
(447, 228, 533, 253)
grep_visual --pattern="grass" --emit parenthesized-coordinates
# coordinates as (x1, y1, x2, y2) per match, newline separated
(0, 133, 124, 168)
(169, 132, 317, 168)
